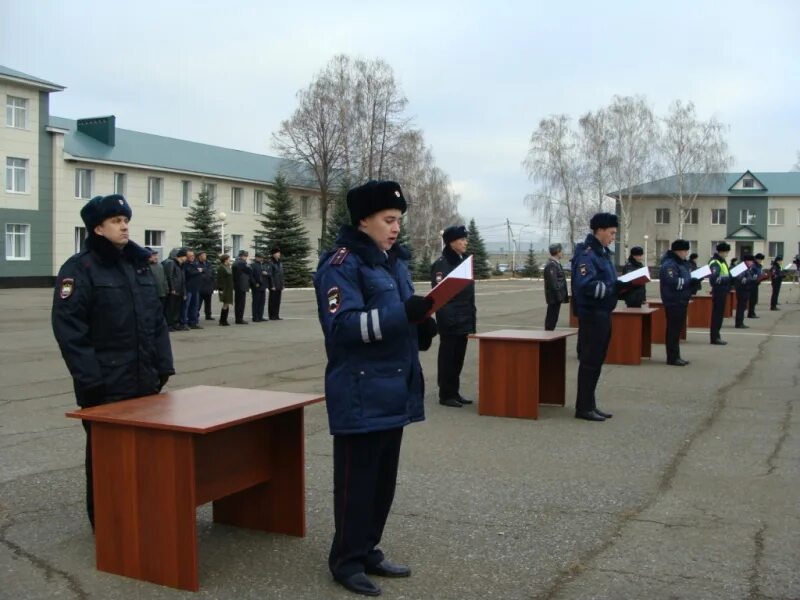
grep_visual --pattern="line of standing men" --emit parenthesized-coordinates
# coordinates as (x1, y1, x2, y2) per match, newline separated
(231, 248, 286, 324)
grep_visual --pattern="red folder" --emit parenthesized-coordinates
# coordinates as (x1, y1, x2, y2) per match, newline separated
(424, 255, 474, 320)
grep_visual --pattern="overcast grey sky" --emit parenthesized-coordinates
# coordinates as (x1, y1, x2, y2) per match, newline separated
(3, 0, 799, 246)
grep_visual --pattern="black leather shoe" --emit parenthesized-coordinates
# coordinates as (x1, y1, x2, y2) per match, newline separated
(711, 339, 728, 345)
(235, 320, 249, 324)
(439, 397, 462, 407)
(748, 314, 759, 319)
(457, 395, 473, 404)
(734, 324, 749, 329)
(334, 572, 382, 596)
(366, 560, 411, 578)
(667, 358, 689, 366)
(575, 410, 605, 422)
(594, 407, 613, 418)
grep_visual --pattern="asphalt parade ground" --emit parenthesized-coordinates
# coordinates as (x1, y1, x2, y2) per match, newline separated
(1, 280, 798, 600)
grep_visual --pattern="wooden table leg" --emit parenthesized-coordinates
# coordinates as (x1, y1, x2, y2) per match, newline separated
(641, 314, 652, 358)
(211, 409, 306, 537)
(478, 339, 540, 419)
(539, 337, 566, 407)
(92, 423, 198, 591)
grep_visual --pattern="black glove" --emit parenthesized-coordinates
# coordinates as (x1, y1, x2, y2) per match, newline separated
(417, 317, 438, 351)
(404, 295, 433, 323)
(157, 373, 171, 392)
(82, 385, 106, 406)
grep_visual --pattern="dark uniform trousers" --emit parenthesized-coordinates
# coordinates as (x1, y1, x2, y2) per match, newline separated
(710, 289, 727, 342)
(770, 281, 781, 309)
(200, 292, 213, 319)
(165, 294, 182, 328)
(330, 428, 403, 579)
(748, 286, 759, 317)
(268, 289, 282, 320)
(544, 303, 561, 331)
(437, 334, 468, 400)
(576, 311, 612, 413)
(82, 420, 94, 526)
(665, 304, 688, 363)
(252, 290, 266, 321)
(735, 288, 750, 327)
(234, 289, 247, 322)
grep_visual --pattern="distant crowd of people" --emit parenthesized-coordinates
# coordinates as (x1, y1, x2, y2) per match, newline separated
(145, 246, 286, 330)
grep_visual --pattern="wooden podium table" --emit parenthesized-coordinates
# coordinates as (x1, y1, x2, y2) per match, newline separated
(687, 294, 713, 327)
(66, 386, 324, 591)
(607, 307, 658, 365)
(646, 300, 688, 344)
(471, 329, 576, 420)
(724, 290, 736, 317)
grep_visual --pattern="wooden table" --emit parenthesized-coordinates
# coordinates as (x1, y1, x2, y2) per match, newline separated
(646, 300, 689, 344)
(606, 307, 659, 365)
(66, 386, 324, 591)
(687, 294, 713, 327)
(725, 290, 736, 317)
(470, 329, 576, 420)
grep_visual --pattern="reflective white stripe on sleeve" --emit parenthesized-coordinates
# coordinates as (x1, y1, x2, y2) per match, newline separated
(598, 281, 606, 299)
(360, 312, 370, 343)
(370, 308, 382, 341)
(594, 282, 601, 298)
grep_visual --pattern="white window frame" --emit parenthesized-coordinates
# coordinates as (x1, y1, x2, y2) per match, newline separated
(203, 183, 217, 209)
(6, 95, 28, 129)
(75, 168, 93, 199)
(655, 208, 670, 225)
(768, 208, 784, 226)
(254, 190, 265, 214)
(688, 240, 698, 254)
(113, 172, 126, 196)
(739, 208, 756, 226)
(231, 234, 243, 256)
(683, 208, 699, 225)
(144, 230, 165, 257)
(74, 226, 87, 253)
(742, 178, 754, 188)
(5, 157, 28, 193)
(301, 196, 310, 218)
(768, 241, 784, 257)
(231, 187, 243, 212)
(5, 223, 31, 260)
(711, 208, 726, 225)
(181, 180, 192, 208)
(147, 177, 163, 206)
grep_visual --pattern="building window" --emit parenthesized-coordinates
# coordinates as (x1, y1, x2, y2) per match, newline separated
(5, 224, 30, 260)
(145, 230, 165, 257)
(655, 208, 670, 225)
(6, 95, 28, 128)
(743, 178, 754, 188)
(74, 226, 87, 253)
(739, 209, 756, 226)
(75, 168, 93, 199)
(114, 172, 126, 196)
(203, 183, 217, 209)
(254, 190, 265, 214)
(147, 177, 163, 206)
(655, 239, 670, 259)
(301, 196, 310, 218)
(711, 208, 726, 225)
(768, 241, 784, 257)
(231, 187, 243, 212)
(768, 208, 784, 226)
(688, 240, 698, 254)
(5, 157, 28, 193)
(181, 180, 192, 208)
(231, 234, 243, 256)
(683, 208, 699, 225)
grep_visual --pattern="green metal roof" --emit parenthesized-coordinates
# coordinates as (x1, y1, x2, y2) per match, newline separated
(48, 116, 318, 190)
(611, 171, 800, 198)
(0, 65, 64, 91)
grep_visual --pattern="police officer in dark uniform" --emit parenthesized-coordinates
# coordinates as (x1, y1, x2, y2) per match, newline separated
(52, 194, 174, 528)
(769, 255, 785, 310)
(747, 253, 765, 318)
(659, 239, 693, 365)
(431, 224, 476, 407)
(250, 253, 268, 322)
(313, 180, 437, 597)
(163, 248, 187, 331)
(688, 252, 702, 295)
(572, 212, 634, 422)
(734, 254, 756, 329)
(709, 242, 731, 344)
(621, 246, 647, 307)
(268, 247, 285, 320)
(543, 243, 568, 331)
(232, 250, 251, 324)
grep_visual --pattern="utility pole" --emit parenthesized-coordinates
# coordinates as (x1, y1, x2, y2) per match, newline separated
(506, 218, 512, 277)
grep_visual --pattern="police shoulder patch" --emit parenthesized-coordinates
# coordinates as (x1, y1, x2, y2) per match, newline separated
(578, 264, 588, 277)
(329, 247, 350, 266)
(59, 277, 75, 299)
(435, 271, 443, 283)
(327, 286, 341, 313)
(667, 268, 674, 278)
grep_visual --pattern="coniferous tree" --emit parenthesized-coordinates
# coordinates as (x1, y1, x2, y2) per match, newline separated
(253, 173, 312, 287)
(522, 244, 541, 278)
(183, 189, 222, 262)
(413, 247, 432, 282)
(322, 178, 352, 252)
(468, 218, 491, 279)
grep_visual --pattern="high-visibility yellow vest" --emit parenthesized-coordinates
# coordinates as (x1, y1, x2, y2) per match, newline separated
(709, 258, 729, 276)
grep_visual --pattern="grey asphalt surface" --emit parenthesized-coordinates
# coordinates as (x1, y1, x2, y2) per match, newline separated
(1, 279, 798, 600)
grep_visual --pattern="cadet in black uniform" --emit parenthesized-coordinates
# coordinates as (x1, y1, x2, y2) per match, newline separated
(688, 252, 702, 295)
(621, 246, 647, 307)
(52, 194, 174, 528)
(709, 242, 731, 344)
(659, 240, 693, 365)
(232, 250, 252, 324)
(769, 256, 785, 310)
(747, 253, 765, 318)
(543, 243, 568, 330)
(250, 253, 268, 322)
(431, 224, 477, 407)
(734, 254, 755, 329)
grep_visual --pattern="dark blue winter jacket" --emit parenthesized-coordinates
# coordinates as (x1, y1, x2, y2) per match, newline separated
(571, 234, 620, 316)
(659, 251, 693, 307)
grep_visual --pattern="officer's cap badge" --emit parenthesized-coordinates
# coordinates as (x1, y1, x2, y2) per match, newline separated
(59, 278, 74, 299)
(327, 286, 341, 313)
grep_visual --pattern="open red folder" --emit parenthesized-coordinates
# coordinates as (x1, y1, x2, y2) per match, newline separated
(423, 255, 474, 320)
(617, 265, 650, 287)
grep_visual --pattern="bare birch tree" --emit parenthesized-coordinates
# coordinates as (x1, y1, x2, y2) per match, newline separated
(658, 100, 732, 238)
(607, 95, 657, 257)
(523, 115, 585, 250)
(578, 108, 613, 213)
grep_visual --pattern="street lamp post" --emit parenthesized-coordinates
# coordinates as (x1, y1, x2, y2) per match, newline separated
(643, 234, 649, 266)
(218, 211, 227, 255)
